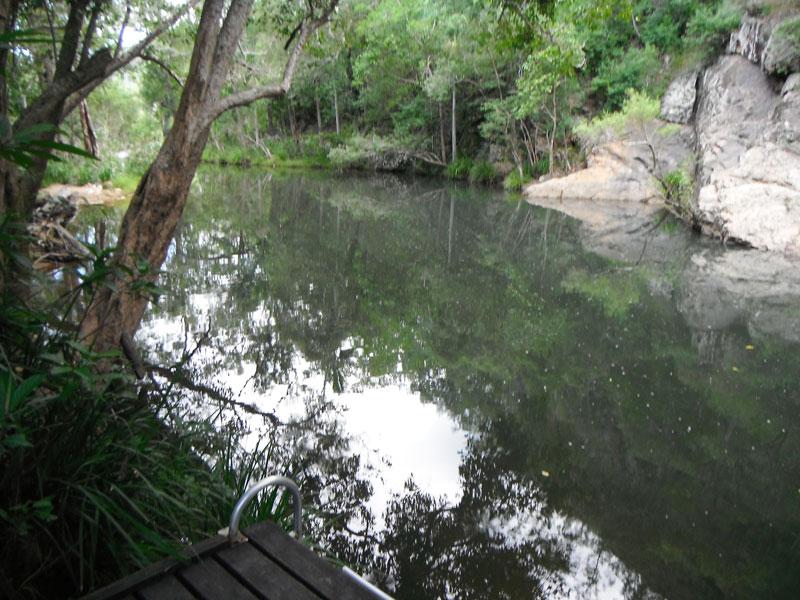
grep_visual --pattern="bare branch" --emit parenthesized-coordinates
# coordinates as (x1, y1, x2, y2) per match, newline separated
(140, 52, 183, 87)
(79, 0, 102, 68)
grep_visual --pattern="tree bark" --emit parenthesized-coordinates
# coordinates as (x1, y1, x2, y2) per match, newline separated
(79, 100, 99, 157)
(79, 0, 337, 352)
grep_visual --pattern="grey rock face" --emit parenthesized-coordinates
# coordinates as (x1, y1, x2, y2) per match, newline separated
(695, 145, 800, 252)
(694, 56, 775, 183)
(727, 15, 770, 65)
(692, 56, 800, 253)
(660, 70, 699, 124)
(762, 16, 800, 75)
(768, 73, 800, 148)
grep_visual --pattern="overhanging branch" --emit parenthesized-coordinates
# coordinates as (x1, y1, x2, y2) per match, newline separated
(204, 0, 338, 126)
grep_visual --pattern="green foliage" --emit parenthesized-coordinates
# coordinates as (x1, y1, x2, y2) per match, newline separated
(503, 169, 530, 191)
(661, 168, 694, 211)
(591, 45, 661, 111)
(327, 134, 395, 170)
(763, 15, 800, 75)
(0, 122, 97, 171)
(637, 0, 700, 53)
(574, 90, 660, 147)
(686, 3, 743, 59)
(444, 157, 474, 180)
(468, 161, 498, 184)
(0, 223, 299, 596)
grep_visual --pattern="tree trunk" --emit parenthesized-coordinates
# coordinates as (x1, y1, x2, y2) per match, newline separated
(450, 83, 457, 162)
(79, 100, 99, 157)
(549, 85, 557, 175)
(79, 0, 337, 352)
(438, 102, 447, 163)
(333, 86, 340, 134)
(78, 114, 211, 351)
(315, 91, 322, 134)
(289, 101, 297, 139)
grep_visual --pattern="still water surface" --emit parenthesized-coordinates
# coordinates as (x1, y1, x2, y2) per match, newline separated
(82, 170, 800, 599)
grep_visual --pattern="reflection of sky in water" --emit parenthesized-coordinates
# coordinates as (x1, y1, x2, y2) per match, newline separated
(141, 292, 651, 600)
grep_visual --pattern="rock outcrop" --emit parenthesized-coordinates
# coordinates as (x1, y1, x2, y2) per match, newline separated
(693, 52, 800, 251)
(526, 8, 800, 255)
(660, 69, 699, 125)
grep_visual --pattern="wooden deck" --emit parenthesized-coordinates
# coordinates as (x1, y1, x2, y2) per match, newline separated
(83, 521, 383, 600)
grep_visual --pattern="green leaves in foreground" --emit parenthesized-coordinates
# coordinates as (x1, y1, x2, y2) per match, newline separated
(0, 120, 97, 170)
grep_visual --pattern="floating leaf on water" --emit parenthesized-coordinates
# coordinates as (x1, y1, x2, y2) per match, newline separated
(745, 344, 755, 351)
(541, 470, 550, 478)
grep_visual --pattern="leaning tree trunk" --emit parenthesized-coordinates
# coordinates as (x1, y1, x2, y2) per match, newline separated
(78, 117, 210, 351)
(79, 0, 336, 353)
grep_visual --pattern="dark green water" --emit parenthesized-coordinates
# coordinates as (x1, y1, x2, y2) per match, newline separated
(80, 170, 800, 599)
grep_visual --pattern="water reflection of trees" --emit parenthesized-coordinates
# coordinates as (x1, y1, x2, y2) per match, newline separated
(77, 170, 800, 599)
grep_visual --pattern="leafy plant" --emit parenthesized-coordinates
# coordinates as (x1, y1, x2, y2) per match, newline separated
(468, 161, 498, 184)
(444, 157, 474, 180)
(686, 3, 743, 59)
(574, 90, 660, 147)
(661, 168, 694, 214)
(0, 121, 96, 171)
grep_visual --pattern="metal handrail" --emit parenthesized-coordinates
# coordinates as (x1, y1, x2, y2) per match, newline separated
(228, 475, 302, 541)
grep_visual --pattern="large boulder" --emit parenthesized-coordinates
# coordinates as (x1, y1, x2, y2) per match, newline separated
(695, 144, 800, 252)
(692, 56, 800, 253)
(694, 55, 775, 183)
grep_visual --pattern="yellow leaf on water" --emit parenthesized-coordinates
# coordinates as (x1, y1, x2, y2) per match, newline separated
(732, 366, 740, 373)
(745, 344, 755, 351)
(541, 470, 550, 478)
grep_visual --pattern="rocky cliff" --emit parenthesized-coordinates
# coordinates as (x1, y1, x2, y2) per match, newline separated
(525, 7, 800, 255)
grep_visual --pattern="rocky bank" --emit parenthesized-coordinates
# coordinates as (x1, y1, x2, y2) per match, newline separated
(525, 7, 800, 255)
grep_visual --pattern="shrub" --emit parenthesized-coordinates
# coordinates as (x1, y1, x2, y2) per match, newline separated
(661, 168, 694, 214)
(686, 4, 743, 59)
(468, 160, 498, 184)
(639, 0, 700, 53)
(444, 157, 473, 180)
(0, 227, 294, 596)
(574, 90, 660, 147)
(503, 169, 529, 191)
(591, 45, 662, 112)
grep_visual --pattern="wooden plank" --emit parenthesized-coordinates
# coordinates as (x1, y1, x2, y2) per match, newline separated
(177, 558, 260, 600)
(137, 575, 196, 600)
(243, 522, 375, 600)
(83, 536, 229, 600)
(216, 542, 322, 600)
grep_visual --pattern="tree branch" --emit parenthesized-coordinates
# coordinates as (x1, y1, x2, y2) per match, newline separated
(140, 52, 183, 87)
(205, 1, 339, 125)
(79, 0, 103, 68)
(59, 0, 199, 119)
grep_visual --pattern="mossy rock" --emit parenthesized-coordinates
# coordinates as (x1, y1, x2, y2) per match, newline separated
(764, 16, 800, 75)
